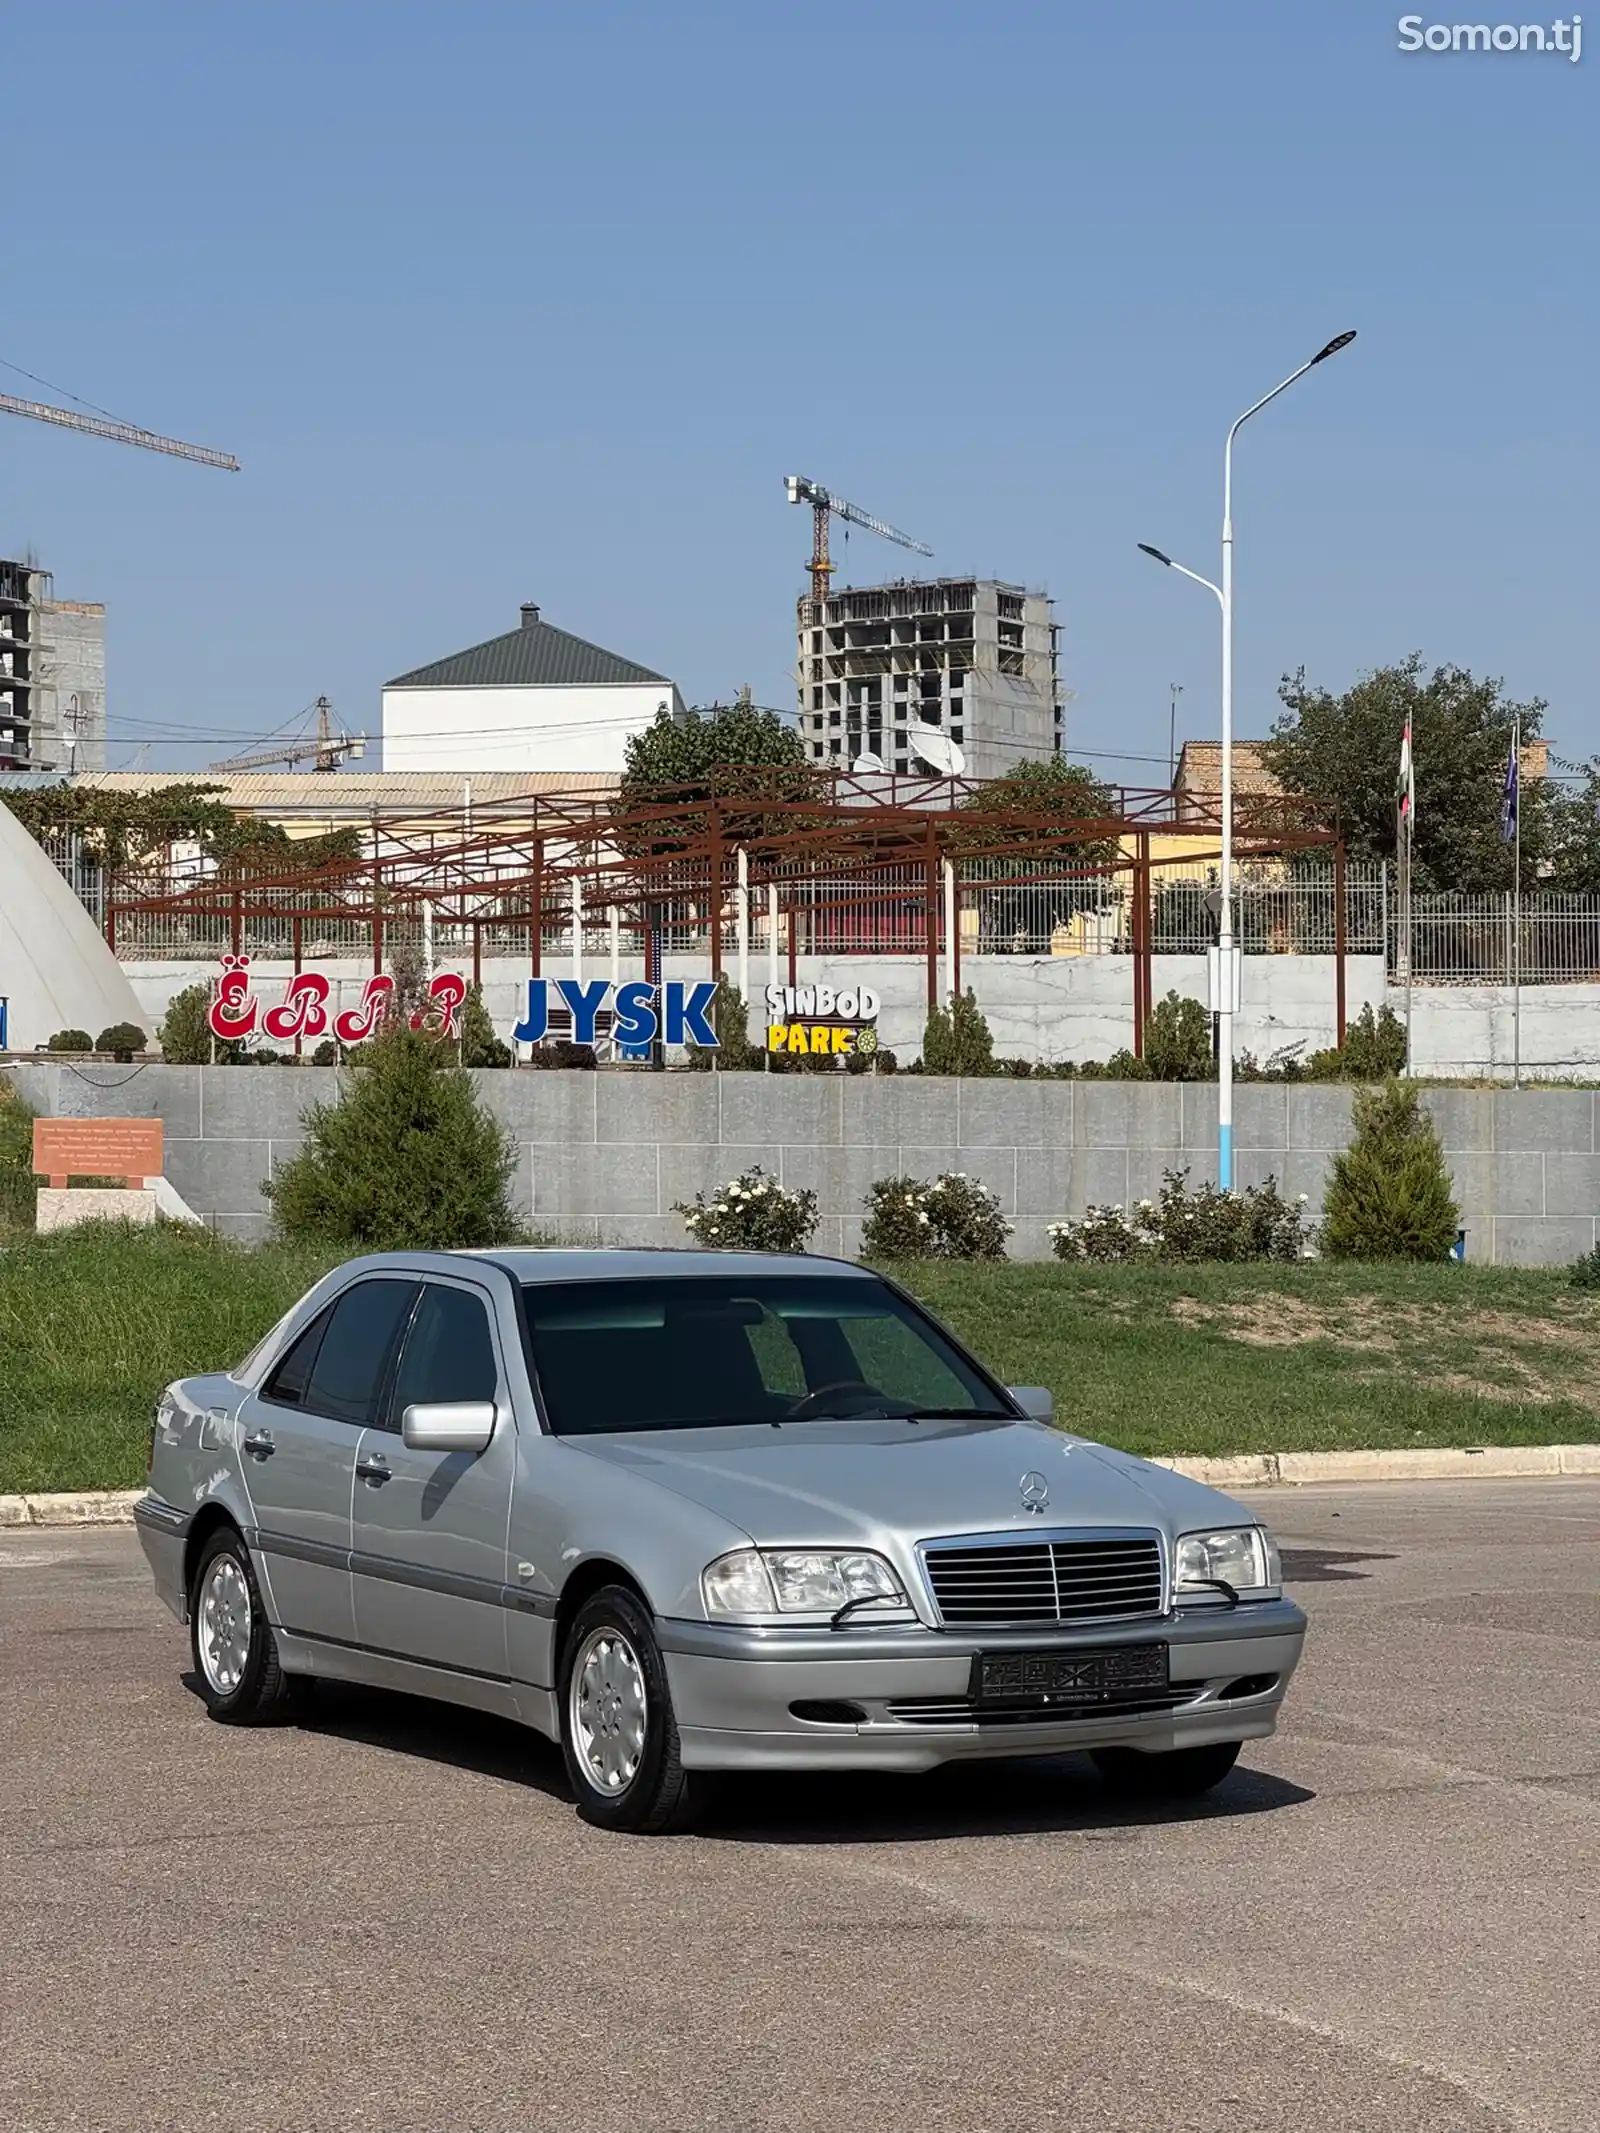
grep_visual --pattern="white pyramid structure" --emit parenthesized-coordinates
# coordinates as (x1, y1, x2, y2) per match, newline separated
(0, 801, 147, 1048)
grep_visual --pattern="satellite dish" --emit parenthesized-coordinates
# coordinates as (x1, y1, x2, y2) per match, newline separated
(908, 721, 965, 776)
(852, 750, 885, 773)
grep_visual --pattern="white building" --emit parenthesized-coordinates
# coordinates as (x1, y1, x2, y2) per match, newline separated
(381, 602, 683, 773)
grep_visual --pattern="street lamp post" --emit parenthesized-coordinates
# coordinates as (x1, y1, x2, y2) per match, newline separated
(1139, 329, 1355, 1191)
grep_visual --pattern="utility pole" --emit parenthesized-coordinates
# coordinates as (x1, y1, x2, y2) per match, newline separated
(1168, 683, 1184, 787)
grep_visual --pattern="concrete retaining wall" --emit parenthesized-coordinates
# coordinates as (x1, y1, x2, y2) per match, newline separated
(11, 1064, 1600, 1267)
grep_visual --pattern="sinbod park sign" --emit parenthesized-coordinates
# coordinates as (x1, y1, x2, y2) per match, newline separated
(205, 962, 882, 1061)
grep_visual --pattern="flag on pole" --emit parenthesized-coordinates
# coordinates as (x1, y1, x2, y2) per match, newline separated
(1396, 713, 1415, 824)
(1500, 734, 1520, 843)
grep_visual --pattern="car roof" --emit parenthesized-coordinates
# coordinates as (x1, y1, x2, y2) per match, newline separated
(310, 1248, 881, 1287)
(478, 1248, 878, 1285)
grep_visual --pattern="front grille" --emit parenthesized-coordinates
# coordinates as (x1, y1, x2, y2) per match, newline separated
(886, 1690, 1198, 1728)
(922, 1533, 1164, 1626)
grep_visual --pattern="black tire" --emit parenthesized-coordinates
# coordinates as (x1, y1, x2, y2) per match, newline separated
(558, 1585, 701, 1834)
(1091, 1740, 1242, 1798)
(188, 1525, 299, 1725)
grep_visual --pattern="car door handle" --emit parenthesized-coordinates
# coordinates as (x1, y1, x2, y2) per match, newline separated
(242, 1429, 276, 1462)
(355, 1454, 392, 1486)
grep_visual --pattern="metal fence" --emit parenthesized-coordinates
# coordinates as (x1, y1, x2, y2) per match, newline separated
(37, 831, 1600, 985)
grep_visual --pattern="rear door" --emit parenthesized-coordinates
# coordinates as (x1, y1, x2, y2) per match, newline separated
(237, 1277, 418, 1647)
(350, 1275, 516, 1680)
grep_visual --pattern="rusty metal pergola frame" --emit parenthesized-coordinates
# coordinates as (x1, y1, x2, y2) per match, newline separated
(103, 770, 1351, 1055)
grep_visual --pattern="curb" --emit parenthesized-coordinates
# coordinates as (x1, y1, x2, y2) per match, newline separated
(0, 1490, 144, 1528)
(5, 1446, 1600, 1528)
(1154, 1444, 1600, 1489)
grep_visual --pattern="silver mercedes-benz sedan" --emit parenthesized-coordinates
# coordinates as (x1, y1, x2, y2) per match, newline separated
(136, 1249, 1306, 1833)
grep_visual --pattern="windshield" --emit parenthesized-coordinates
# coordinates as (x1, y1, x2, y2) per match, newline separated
(518, 1274, 1012, 1436)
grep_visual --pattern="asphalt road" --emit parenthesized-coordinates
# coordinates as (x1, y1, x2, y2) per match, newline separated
(2, 1480, 1596, 2133)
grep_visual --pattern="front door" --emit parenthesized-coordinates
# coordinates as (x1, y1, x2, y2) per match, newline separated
(350, 1275, 516, 1680)
(238, 1276, 419, 1647)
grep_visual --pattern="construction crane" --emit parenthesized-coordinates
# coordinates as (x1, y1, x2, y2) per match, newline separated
(208, 697, 365, 774)
(0, 390, 239, 470)
(785, 474, 932, 606)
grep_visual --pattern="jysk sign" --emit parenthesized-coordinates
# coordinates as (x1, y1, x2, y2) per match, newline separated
(764, 983, 880, 1059)
(514, 979, 719, 1049)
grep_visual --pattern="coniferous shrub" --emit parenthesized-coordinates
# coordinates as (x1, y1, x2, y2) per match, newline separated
(0, 1086, 36, 1235)
(156, 983, 243, 1064)
(922, 988, 995, 1076)
(685, 978, 764, 1071)
(1143, 991, 1215, 1081)
(46, 1029, 94, 1053)
(263, 1023, 522, 1250)
(1320, 1078, 1458, 1261)
(457, 984, 512, 1068)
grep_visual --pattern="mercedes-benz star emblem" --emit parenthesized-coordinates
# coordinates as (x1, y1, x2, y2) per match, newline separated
(1019, 1470, 1050, 1514)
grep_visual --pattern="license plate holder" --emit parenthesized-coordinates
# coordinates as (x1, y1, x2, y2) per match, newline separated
(970, 1641, 1169, 1706)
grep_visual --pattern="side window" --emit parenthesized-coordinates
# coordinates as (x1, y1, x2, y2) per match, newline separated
(302, 1280, 419, 1428)
(390, 1284, 499, 1422)
(262, 1307, 333, 1409)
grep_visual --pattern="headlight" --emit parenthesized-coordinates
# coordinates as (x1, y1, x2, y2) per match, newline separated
(701, 1548, 907, 1618)
(1174, 1526, 1281, 1601)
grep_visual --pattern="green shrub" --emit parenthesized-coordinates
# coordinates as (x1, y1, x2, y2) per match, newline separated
(310, 1039, 339, 1066)
(0, 1086, 37, 1235)
(684, 979, 764, 1071)
(1048, 1168, 1307, 1264)
(1569, 1244, 1600, 1290)
(922, 988, 995, 1076)
(1143, 991, 1215, 1081)
(46, 1029, 93, 1053)
(156, 984, 223, 1064)
(860, 1176, 937, 1259)
(1321, 1078, 1459, 1261)
(1343, 1003, 1408, 1079)
(673, 1164, 818, 1251)
(457, 984, 512, 1069)
(861, 1171, 1012, 1261)
(262, 1023, 523, 1250)
(95, 1021, 148, 1059)
(527, 1039, 597, 1070)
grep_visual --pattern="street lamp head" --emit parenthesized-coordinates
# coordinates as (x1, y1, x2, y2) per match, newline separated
(1311, 330, 1357, 365)
(1137, 543, 1172, 566)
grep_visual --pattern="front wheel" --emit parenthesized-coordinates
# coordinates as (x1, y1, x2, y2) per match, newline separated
(189, 1526, 299, 1725)
(1091, 1740, 1242, 1799)
(558, 1586, 701, 1834)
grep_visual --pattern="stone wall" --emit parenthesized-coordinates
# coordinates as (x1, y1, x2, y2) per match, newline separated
(11, 1064, 1600, 1267)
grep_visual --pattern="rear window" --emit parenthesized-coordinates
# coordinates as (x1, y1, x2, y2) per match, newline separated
(518, 1274, 1006, 1436)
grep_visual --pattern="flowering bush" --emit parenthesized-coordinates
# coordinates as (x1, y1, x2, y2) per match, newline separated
(1048, 1168, 1309, 1264)
(861, 1171, 1012, 1261)
(673, 1164, 817, 1252)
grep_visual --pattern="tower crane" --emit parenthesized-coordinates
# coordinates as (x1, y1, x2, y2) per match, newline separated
(785, 474, 932, 607)
(208, 697, 365, 774)
(0, 390, 239, 470)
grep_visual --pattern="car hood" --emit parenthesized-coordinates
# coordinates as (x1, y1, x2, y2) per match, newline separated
(568, 1416, 1220, 1547)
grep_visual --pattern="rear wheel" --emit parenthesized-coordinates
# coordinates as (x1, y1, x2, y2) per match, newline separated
(1091, 1740, 1241, 1798)
(189, 1526, 298, 1725)
(558, 1585, 701, 1834)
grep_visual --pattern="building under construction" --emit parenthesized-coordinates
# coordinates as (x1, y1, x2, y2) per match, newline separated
(795, 577, 1062, 781)
(0, 559, 106, 773)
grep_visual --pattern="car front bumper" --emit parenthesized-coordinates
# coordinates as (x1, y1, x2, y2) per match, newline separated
(660, 1600, 1307, 1771)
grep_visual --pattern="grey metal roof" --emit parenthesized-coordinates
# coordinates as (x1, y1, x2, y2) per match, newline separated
(386, 607, 671, 692)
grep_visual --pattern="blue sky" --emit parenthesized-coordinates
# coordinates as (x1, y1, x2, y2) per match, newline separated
(2, 0, 1593, 782)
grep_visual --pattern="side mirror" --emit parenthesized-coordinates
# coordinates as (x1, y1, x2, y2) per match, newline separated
(1008, 1386, 1054, 1424)
(401, 1400, 496, 1454)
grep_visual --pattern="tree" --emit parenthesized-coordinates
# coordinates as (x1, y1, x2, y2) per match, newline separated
(1320, 1079, 1459, 1261)
(952, 757, 1120, 950)
(263, 1023, 522, 1250)
(1263, 656, 1546, 893)
(457, 983, 512, 1068)
(616, 701, 818, 856)
(684, 978, 763, 1071)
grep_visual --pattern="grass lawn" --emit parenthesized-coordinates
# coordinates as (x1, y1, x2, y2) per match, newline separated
(2, 1226, 1597, 1494)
